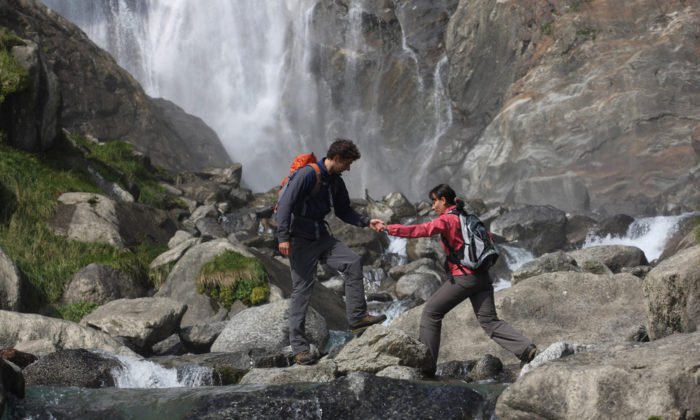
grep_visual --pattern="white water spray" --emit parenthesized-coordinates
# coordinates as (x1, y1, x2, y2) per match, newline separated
(110, 354, 212, 388)
(583, 213, 696, 262)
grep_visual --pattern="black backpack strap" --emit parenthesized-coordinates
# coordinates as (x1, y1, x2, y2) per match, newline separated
(440, 235, 471, 279)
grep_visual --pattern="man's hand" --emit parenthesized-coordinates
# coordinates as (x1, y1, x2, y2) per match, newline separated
(278, 241, 291, 257)
(369, 219, 386, 233)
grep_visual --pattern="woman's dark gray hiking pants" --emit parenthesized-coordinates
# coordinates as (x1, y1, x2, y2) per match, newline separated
(288, 235, 367, 354)
(420, 271, 533, 368)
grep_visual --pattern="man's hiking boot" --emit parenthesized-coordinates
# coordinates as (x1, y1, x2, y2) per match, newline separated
(519, 344, 537, 367)
(349, 314, 387, 337)
(293, 350, 319, 366)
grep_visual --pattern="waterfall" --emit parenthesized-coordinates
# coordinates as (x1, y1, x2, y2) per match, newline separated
(42, 0, 455, 200)
(583, 212, 697, 262)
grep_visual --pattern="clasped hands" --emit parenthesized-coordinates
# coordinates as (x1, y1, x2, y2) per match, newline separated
(369, 219, 387, 233)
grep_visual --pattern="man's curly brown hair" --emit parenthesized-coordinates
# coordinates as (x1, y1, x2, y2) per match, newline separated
(327, 138, 361, 161)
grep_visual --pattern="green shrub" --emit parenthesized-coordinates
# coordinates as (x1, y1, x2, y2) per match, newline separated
(197, 251, 270, 308)
(56, 301, 98, 322)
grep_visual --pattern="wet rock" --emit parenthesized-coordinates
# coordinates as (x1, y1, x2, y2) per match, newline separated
(239, 359, 337, 385)
(23, 349, 119, 388)
(490, 205, 567, 256)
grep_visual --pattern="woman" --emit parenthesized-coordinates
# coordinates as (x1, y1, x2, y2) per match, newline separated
(386, 184, 537, 375)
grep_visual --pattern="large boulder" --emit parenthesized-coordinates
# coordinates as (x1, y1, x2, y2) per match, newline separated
(155, 239, 251, 327)
(211, 299, 328, 354)
(62, 263, 146, 305)
(392, 272, 646, 363)
(0, 310, 135, 356)
(81, 297, 187, 354)
(0, 247, 22, 311)
(49, 193, 124, 248)
(22, 349, 119, 388)
(497, 332, 700, 419)
(394, 272, 441, 301)
(568, 245, 648, 273)
(643, 246, 700, 340)
(332, 325, 432, 374)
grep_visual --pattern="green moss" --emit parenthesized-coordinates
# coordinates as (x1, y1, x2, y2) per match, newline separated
(56, 301, 98, 322)
(0, 142, 156, 304)
(541, 22, 554, 36)
(576, 27, 598, 41)
(197, 251, 270, 308)
(0, 27, 28, 104)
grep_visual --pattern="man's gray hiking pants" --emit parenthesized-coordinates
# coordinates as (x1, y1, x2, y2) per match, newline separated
(420, 271, 534, 367)
(288, 235, 367, 354)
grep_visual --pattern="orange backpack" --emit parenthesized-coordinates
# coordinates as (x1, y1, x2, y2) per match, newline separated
(275, 153, 322, 212)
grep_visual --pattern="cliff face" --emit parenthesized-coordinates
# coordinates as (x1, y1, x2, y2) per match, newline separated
(306, 0, 700, 214)
(0, 0, 231, 172)
(444, 0, 700, 215)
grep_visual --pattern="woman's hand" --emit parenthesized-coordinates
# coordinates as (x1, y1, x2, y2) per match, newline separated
(369, 219, 386, 233)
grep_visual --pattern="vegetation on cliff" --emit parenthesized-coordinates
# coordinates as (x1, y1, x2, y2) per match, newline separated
(0, 27, 27, 105)
(0, 136, 168, 313)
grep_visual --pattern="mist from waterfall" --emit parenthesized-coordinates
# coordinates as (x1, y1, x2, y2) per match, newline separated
(42, 0, 454, 199)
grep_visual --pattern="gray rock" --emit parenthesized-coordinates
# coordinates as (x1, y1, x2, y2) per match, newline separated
(49, 193, 124, 248)
(511, 251, 580, 284)
(239, 359, 337, 385)
(383, 192, 416, 220)
(333, 325, 432, 374)
(151, 334, 184, 356)
(194, 217, 226, 239)
(490, 205, 567, 256)
(392, 272, 646, 364)
(0, 248, 22, 311)
(81, 297, 187, 354)
(23, 349, 119, 388)
(592, 214, 635, 238)
(569, 245, 648, 273)
(406, 236, 444, 262)
(149, 237, 201, 270)
(167, 230, 194, 249)
(643, 246, 700, 340)
(211, 299, 328, 354)
(62, 263, 146, 305)
(470, 354, 503, 381)
(179, 321, 227, 353)
(395, 272, 441, 301)
(155, 239, 254, 327)
(498, 333, 700, 419)
(376, 365, 424, 381)
(388, 258, 443, 280)
(519, 341, 596, 377)
(0, 310, 135, 356)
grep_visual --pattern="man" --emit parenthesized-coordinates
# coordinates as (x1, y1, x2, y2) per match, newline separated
(276, 139, 386, 365)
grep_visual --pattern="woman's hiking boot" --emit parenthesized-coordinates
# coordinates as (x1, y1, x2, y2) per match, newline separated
(293, 350, 320, 366)
(349, 314, 387, 337)
(519, 344, 538, 367)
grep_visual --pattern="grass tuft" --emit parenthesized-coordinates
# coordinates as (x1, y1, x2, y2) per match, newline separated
(197, 251, 270, 308)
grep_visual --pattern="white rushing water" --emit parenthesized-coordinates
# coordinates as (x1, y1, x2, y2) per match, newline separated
(583, 212, 696, 262)
(109, 354, 212, 388)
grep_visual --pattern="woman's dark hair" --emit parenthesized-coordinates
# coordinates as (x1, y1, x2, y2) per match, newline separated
(327, 138, 361, 161)
(429, 184, 465, 212)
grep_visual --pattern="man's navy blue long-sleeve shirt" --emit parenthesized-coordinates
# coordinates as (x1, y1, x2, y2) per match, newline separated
(275, 157, 370, 242)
